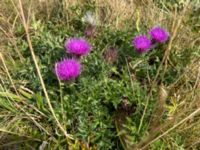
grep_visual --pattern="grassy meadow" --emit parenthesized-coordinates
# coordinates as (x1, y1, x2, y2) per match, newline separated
(0, 0, 200, 149)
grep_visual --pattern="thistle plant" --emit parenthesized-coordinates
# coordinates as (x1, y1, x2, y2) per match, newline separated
(1, 1, 197, 149)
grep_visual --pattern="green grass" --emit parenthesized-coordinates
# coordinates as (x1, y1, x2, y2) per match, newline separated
(0, 0, 200, 149)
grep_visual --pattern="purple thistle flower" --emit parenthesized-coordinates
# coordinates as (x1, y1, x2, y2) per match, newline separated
(132, 35, 151, 53)
(149, 26, 169, 43)
(55, 58, 81, 80)
(65, 38, 91, 55)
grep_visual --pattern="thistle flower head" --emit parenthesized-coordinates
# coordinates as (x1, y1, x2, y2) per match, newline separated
(85, 25, 96, 38)
(55, 58, 81, 80)
(149, 26, 169, 42)
(82, 11, 97, 26)
(103, 47, 118, 63)
(132, 35, 151, 53)
(65, 38, 91, 55)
